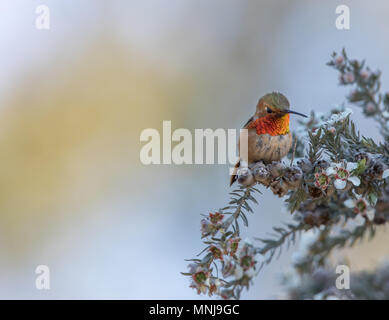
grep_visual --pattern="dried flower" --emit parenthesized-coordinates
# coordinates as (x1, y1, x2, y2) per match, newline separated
(252, 163, 272, 186)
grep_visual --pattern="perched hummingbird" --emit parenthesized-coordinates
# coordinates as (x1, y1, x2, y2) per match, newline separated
(230, 92, 307, 186)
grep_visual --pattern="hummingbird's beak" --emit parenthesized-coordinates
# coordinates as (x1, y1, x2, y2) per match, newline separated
(285, 109, 308, 118)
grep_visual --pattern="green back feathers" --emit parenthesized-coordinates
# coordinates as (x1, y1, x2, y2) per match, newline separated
(262, 92, 290, 111)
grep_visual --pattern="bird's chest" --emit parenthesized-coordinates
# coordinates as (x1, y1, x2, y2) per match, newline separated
(245, 130, 292, 163)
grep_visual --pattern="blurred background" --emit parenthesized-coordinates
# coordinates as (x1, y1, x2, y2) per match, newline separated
(0, 0, 388, 299)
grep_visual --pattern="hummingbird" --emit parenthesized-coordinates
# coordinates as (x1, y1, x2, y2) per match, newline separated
(230, 92, 307, 186)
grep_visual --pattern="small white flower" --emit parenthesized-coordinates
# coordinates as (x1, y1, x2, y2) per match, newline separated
(334, 55, 344, 66)
(343, 72, 355, 83)
(326, 161, 360, 190)
(383, 169, 389, 179)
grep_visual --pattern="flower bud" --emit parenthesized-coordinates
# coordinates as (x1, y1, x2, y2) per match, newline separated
(334, 55, 344, 66)
(268, 161, 285, 177)
(252, 162, 272, 186)
(365, 102, 377, 115)
(284, 166, 303, 189)
(308, 185, 323, 198)
(237, 167, 255, 186)
(360, 70, 370, 79)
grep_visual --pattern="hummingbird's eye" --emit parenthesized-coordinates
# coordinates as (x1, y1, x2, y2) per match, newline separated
(266, 107, 273, 113)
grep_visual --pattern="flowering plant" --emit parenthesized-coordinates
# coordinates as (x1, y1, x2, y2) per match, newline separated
(183, 50, 389, 299)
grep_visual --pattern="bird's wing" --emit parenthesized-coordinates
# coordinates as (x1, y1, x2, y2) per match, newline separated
(243, 116, 255, 129)
(232, 116, 256, 186)
(229, 160, 240, 186)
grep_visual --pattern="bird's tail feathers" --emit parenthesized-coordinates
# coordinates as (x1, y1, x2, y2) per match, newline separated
(229, 160, 240, 186)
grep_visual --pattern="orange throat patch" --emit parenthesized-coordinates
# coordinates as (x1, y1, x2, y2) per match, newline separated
(249, 114, 290, 136)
